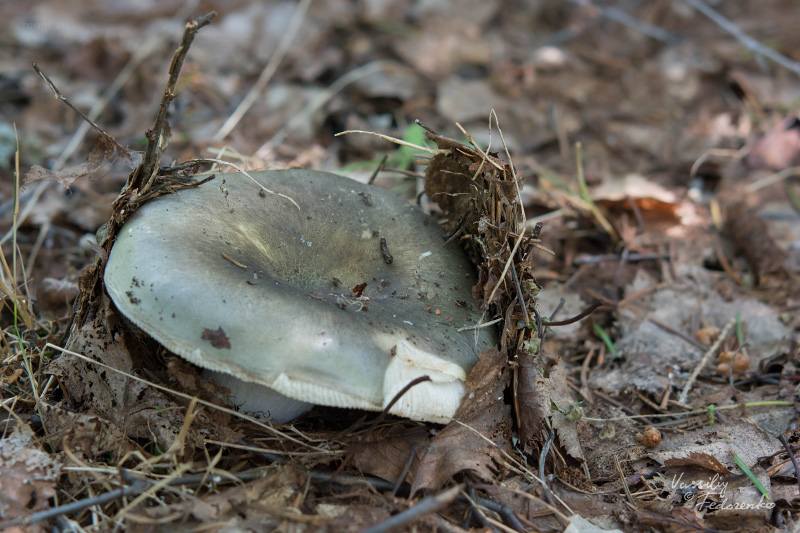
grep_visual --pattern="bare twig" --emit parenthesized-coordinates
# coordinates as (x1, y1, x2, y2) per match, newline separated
(472, 495, 526, 532)
(547, 300, 604, 327)
(613, 454, 635, 504)
(562, 0, 677, 44)
(647, 317, 706, 351)
(368, 154, 389, 185)
(33, 65, 129, 157)
(362, 485, 462, 533)
(133, 11, 216, 193)
(509, 261, 530, 325)
(539, 428, 556, 506)
(0, 477, 147, 531)
(683, 0, 800, 76)
(393, 443, 417, 497)
(777, 434, 800, 499)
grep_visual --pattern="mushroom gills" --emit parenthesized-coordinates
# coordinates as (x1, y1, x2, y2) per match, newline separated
(202, 369, 313, 424)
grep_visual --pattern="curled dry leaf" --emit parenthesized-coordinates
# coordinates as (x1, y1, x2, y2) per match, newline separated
(663, 452, 730, 475)
(518, 351, 585, 461)
(23, 134, 136, 189)
(410, 347, 511, 494)
(351, 425, 430, 484)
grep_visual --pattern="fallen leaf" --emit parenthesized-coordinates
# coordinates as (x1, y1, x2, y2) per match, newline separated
(23, 134, 133, 189)
(664, 452, 730, 474)
(46, 298, 206, 453)
(518, 351, 585, 462)
(351, 425, 429, 484)
(0, 424, 62, 533)
(410, 347, 511, 494)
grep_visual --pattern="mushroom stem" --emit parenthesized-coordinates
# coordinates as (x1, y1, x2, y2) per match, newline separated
(203, 370, 313, 424)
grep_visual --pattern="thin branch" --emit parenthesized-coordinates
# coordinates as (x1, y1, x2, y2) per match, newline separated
(539, 428, 556, 506)
(562, 0, 677, 44)
(547, 300, 603, 326)
(0, 478, 147, 531)
(393, 443, 417, 497)
(32, 64, 128, 157)
(683, 0, 800, 76)
(362, 485, 462, 533)
(777, 434, 800, 500)
(134, 11, 216, 193)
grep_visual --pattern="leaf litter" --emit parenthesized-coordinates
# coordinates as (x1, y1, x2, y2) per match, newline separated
(1, 1, 800, 531)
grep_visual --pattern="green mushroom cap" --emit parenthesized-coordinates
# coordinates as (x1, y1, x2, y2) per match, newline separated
(104, 169, 495, 423)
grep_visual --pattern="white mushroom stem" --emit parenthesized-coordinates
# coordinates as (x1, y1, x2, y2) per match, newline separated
(202, 370, 314, 424)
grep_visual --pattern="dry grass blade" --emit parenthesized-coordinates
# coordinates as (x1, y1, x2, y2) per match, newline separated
(187, 157, 300, 210)
(213, 0, 313, 142)
(335, 130, 438, 154)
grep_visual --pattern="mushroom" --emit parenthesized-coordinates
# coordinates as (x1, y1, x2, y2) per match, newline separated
(104, 169, 495, 423)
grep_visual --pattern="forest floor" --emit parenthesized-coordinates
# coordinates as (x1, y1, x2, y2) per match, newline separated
(1, 0, 799, 531)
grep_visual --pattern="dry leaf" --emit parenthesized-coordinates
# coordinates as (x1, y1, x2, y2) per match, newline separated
(410, 347, 511, 494)
(518, 351, 585, 462)
(351, 425, 429, 484)
(663, 452, 730, 474)
(0, 424, 62, 533)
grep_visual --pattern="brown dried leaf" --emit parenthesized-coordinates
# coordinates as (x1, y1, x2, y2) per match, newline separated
(518, 351, 585, 461)
(664, 452, 730, 475)
(647, 419, 774, 472)
(351, 425, 430, 484)
(46, 298, 204, 452)
(140, 467, 305, 527)
(0, 424, 62, 532)
(23, 134, 120, 189)
(40, 403, 134, 456)
(410, 347, 511, 494)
